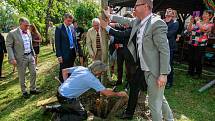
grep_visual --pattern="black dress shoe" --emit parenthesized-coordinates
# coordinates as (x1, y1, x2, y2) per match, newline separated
(30, 90, 42, 95)
(22, 92, 30, 99)
(120, 112, 133, 120)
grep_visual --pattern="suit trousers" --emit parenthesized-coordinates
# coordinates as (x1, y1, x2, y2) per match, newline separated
(59, 49, 76, 82)
(0, 53, 4, 76)
(125, 68, 147, 115)
(144, 71, 174, 121)
(167, 50, 174, 86)
(17, 54, 36, 93)
(116, 48, 125, 83)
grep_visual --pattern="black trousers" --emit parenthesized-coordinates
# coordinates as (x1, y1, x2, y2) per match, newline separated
(167, 50, 174, 86)
(59, 49, 76, 82)
(57, 92, 87, 120)
(188, 45, 206, 76)
(116, 48, 125, 83)
(0, 53, 4, 77)
(117, 48, 134, 83)
(125, 68, 147, 115)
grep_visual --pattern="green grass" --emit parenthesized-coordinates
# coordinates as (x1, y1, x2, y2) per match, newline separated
(0, 45, 58, 121)
(0, 45, 214, 121)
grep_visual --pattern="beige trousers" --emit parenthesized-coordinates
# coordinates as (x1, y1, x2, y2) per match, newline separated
(17, 54, 37, 93)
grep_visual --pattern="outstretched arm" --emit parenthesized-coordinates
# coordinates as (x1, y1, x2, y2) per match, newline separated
(100, 89, 128, 97)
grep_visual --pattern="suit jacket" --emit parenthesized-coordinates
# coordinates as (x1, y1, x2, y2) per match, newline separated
(0, 33, 7, 54)
(86, 27, 108, 62)
(112, 14, 171, 77)
(6, 28, 35, 63)
(166, 20, 179, 51)
(55, 24, 83, 61)
(109, 27, 135, 65)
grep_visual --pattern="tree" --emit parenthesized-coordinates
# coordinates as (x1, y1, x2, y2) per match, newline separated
(73, 0, 100, 30)
(0, 0, 19, 32)
(3, 0, 100, 44)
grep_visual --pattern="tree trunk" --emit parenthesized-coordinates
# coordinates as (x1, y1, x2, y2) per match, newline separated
(45, 0, 54, 44)
(101, 0, 109, 86)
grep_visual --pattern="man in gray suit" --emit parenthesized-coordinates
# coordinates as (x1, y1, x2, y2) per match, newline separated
(103, 0, 174, 120)
(6, 17, 41, 98)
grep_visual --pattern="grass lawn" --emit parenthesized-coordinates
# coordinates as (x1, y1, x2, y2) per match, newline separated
(0, 45, 214, 121)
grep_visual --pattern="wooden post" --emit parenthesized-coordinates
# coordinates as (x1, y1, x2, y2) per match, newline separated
(45, 0, 54, 44)
(101, 0, 108, 19)
(101, 0, 109, 86)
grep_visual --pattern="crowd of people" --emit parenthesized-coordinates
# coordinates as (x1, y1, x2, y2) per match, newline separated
(0, 0, 214, 120)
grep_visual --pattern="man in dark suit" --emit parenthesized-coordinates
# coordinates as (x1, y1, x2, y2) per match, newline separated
(164, 8, 179, 89)
(0, 33, 7, 78)
(100, 21, 144, 119)
(55, 13, 83, 82)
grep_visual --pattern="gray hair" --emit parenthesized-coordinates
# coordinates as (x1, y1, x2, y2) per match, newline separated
(19, 17, 30, 25)
(64, 13, 74, 20)
(92, 18, 100, 25)
(88, 60, 108, 73)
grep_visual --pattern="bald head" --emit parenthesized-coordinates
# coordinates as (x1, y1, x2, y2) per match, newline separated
(134, 0, 153, 20)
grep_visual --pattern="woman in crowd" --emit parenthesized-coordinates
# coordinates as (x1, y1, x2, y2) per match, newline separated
(209, 17, 215, 38)
(0, 33, 7, 78)
(187, 10, 214, 77)
(30, 24, 42, 70)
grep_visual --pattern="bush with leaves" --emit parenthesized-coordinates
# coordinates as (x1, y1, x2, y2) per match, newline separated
(73, 0, 100, 30)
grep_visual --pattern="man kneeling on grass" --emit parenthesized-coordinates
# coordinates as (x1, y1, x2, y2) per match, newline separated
(57, 60, 128, 120)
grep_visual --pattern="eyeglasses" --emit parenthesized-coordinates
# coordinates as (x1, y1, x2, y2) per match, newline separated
(134, 3, 145, 9)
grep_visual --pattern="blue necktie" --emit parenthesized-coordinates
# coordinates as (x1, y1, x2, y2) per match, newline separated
(67, 26, 74, 48)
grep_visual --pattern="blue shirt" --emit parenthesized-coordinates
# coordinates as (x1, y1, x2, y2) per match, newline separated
(59, 66, 106, 99)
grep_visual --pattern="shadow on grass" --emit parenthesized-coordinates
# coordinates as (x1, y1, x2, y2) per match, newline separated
(0, 75, 19, 91)
(0, 63, 59, 121)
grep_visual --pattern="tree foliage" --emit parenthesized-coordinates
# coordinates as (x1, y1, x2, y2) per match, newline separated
(0, 0, 100, 43)
(73, 0, 100, 30)
(0, 0, 19, 32)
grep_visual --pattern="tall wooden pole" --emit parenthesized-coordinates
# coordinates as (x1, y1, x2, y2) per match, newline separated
(101, 0, 109, 85)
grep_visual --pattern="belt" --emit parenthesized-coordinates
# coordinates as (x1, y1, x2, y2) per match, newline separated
(24, 52, 32, 55)
(115, 44, 123, 49)
(57, 92, 77, 104)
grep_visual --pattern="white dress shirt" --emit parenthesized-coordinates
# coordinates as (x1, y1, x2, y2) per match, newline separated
(19, 28, 31, 53)
(137, 13, 152, 71)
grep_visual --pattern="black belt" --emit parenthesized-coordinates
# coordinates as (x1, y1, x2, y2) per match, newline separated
(57, 92, 77, 104)
(24, 52, 32, 55)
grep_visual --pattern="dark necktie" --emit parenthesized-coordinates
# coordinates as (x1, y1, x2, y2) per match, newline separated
(96, 32, 101, 50)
